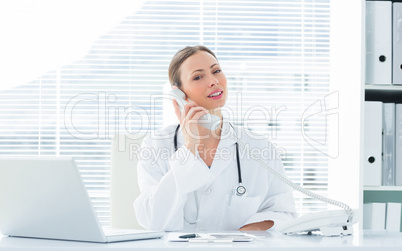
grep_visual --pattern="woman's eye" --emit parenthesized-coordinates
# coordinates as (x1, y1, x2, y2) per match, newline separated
(214, 69, 221, 74)
(194, 76, 201, 81)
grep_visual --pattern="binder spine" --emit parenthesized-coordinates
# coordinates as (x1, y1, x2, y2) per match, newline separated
(364, 101, 383, 186)
(393, 2, 402, 85)
(363, 202, 386, 230)
(385, 202, 402, 231)
(366, 1, 392, 85)
(396, 104, 402, 186)
(382, 103, 396, 186)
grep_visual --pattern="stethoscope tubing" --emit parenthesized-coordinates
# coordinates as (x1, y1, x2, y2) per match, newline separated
(173, 124, 245, 196)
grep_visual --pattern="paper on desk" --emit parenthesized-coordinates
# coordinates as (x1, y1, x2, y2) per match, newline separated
(167, 232, 256, 242)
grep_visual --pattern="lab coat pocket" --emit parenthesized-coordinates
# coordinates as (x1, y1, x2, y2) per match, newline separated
(223, 195, 262, 230)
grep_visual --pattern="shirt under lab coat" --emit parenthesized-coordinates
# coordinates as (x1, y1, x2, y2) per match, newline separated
(133, 119, 297, 231)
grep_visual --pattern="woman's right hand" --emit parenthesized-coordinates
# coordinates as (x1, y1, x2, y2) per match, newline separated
(172, 98, 210, 155)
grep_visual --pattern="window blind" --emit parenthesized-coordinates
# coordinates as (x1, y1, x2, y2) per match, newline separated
(0, 0, 331, 225)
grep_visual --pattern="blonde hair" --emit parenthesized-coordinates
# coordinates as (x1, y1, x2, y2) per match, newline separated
(168, 45, 217, 88)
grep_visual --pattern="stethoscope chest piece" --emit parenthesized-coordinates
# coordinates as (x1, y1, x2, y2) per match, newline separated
(235, 184, 247, 196)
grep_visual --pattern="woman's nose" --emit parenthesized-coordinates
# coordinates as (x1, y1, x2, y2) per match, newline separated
(209, 77, 219, 87)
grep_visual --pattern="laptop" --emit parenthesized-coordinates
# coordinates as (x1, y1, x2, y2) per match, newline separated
(0, 157, 164, 243)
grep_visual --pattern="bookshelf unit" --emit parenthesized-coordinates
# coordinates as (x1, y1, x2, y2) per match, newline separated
(363, 0, 402, 233)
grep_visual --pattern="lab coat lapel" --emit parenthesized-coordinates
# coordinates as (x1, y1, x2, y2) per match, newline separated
(208, 121, 237, 183)
(175, 121, 238, 184)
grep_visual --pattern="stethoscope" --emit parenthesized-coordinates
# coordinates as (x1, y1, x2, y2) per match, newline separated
(173, 123, 246, 197)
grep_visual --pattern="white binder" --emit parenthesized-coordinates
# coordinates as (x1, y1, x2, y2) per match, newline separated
(385, 202, 402, 231)
(383, 103, 395, 186)
(364, 101, 383, 186)
(363, 203, 386, 230)
(366, 1, 392, 85)
(395, 104, 402, 186)
(393, 2, 402, 85)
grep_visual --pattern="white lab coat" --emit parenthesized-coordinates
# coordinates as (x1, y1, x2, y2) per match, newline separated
(134, 119, 297, 231)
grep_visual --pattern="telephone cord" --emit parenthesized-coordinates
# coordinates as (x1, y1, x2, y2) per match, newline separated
(224, 125, 355, 222)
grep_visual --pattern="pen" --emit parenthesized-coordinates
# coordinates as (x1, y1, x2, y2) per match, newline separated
(179, 233, 198, 239)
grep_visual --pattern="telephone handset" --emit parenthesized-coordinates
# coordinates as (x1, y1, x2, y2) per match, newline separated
(170, 88, 221, 131)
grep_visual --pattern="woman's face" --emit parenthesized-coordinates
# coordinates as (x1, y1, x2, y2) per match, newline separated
(179, 51, 227, 111)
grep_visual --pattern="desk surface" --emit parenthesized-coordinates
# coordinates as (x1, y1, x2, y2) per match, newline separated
(1, 230, 402, 251)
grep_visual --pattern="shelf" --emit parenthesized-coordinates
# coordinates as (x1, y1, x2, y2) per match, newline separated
(365, 86, 402, 102)
(364, 186, 402, 191)
(365, 85, 402, 91)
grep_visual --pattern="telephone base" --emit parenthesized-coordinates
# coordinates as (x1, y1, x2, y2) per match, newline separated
(318, 225, 354, 237)
(277, 210, 359, 237)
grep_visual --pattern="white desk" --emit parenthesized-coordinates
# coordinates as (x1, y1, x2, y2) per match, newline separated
(1, 230, 402, 251)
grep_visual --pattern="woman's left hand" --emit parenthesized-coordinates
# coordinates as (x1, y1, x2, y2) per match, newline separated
(238, 220, 274, 231)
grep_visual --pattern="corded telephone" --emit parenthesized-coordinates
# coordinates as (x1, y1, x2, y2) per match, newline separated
(276, 209, 358, 236)
(169, 87, 358, 237)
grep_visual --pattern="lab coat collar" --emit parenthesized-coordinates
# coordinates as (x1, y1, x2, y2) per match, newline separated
(218, 117, 238, 148)
(174, 115, 238, 180)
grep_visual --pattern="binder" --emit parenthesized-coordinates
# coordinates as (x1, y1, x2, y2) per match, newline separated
(393, 2, 402, 85)
(382, 103, 395, 186)
(396, 104, 402, 186)
(366, 1, 392, 85)
(364, 101, 383, 186)
(385, 202, 402, 232)
(363, 202, 386, 230)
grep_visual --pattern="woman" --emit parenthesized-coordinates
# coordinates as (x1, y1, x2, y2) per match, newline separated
(134, 45, 296, 231)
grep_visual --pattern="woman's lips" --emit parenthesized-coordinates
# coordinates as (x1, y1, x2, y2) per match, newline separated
(208, 91, 223, 99)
